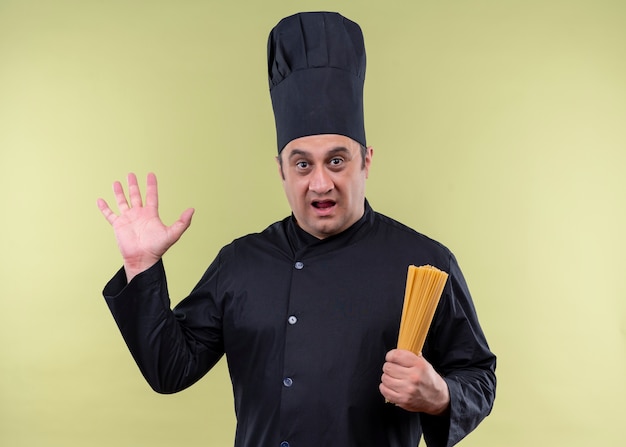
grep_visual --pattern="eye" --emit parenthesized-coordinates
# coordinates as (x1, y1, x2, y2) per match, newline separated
(296, 161, 309, 169)
(329, 157, 344, 167)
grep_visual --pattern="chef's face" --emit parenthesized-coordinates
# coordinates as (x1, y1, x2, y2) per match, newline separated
(277, 134, 373, 239)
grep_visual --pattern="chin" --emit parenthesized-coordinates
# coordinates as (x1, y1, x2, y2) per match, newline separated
(314, 224, 344, 239)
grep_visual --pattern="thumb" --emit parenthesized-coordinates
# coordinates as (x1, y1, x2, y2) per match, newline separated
(169, 207, 195, 240)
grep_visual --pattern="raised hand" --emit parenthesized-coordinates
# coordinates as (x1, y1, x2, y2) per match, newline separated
(97, 172, 194, 282)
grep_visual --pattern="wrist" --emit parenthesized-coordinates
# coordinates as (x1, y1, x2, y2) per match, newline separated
(428, 376, 451, 416)
(123, 257, 160, 282)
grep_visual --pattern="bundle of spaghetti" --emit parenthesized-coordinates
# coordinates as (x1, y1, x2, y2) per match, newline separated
(397, 265, 449, 355)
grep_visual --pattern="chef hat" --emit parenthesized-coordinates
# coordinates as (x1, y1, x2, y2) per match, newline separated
(267, 12, 366, 152)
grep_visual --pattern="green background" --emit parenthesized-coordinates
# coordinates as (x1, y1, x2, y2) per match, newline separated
(1, 0, 625, 445)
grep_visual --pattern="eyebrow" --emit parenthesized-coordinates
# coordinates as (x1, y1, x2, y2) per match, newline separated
(287, 146, 351, 161)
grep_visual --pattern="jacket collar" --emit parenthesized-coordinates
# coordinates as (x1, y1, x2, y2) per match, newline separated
(286, 199, 375, 256)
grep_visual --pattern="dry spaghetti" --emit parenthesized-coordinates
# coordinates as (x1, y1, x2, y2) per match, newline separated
(397, 265, 448, 355)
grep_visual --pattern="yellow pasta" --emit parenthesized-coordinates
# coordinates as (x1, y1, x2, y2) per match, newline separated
(397, 265, 448, 355)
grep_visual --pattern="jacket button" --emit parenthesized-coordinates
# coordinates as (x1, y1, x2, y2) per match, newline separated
(294, 261, 304, 269)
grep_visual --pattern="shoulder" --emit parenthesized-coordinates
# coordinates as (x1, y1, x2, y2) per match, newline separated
(373, 210, 451, 254)
(367, 210, 457, 272)
(218, 217, 291, 260)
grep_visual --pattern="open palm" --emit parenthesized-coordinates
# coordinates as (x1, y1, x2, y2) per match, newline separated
(97, 172, 194, 280)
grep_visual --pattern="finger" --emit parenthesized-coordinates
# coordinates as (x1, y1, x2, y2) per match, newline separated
(127, 172, 143, 208)
(386, 349, 422, 367)
(145, 172, 158, 209)
(381, 367, 405, 387)
(380, 363, 410, 384)
(179, 207, 195, 225)
(385, 349, 400, 362)
(113, 180, 129, 211)
(382, 362, 396, 376)
(97, 198, 117, 225)
(382, 362, 406, 381)
(379, 382, 401, 404)
(169, 207, 195, 241)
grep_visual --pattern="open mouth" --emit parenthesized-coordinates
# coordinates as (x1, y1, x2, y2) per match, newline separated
(313, 200, 335, 209)
(312, 200, 336, 214)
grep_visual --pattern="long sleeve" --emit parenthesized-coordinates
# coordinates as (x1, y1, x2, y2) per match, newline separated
(102, 259, 224, 394)
(420, 254, 497, 447)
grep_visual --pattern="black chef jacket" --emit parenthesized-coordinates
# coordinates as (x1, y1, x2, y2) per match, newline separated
(103, 201, 496, 447)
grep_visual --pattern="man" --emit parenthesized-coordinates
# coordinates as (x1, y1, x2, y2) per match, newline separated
(98, 12, 496, 447)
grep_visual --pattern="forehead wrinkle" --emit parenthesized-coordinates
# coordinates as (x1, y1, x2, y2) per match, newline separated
(287, 146, 352, 160)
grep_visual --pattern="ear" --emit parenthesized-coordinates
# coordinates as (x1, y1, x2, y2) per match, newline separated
(364, 146, 374, 179)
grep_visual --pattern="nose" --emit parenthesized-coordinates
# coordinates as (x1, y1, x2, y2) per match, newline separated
(308, 166, 333, 194)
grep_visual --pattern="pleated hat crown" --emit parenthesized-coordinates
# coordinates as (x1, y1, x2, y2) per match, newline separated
(267, 12, 366, 152)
